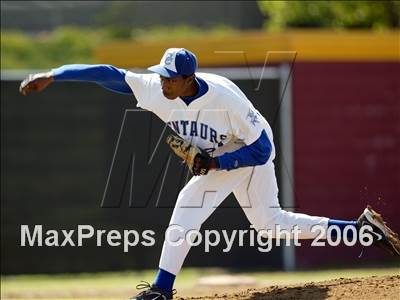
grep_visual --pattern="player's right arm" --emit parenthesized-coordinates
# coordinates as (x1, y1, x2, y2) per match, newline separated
(19, 64, 133, 96)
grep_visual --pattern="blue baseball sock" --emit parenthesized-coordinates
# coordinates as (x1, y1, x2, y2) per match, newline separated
(154, 268, 176, 292)
(328, 219, 358, 238)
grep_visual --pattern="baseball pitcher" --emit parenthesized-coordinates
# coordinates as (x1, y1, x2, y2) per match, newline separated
(19, 48, 400, 300)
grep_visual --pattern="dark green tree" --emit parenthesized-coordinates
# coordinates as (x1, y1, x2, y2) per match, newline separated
(258, 1, 400, 30)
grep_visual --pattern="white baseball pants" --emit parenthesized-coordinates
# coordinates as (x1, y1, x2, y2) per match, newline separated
(159, 161, 328, 275)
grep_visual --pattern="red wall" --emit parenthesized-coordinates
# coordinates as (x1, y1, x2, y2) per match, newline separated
(293, 62, 400, 267)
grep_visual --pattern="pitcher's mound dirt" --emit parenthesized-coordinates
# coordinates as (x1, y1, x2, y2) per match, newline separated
(182, 275, 400, 300)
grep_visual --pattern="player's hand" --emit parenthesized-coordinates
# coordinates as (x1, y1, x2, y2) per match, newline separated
(166, 134, 216, 176)
(19, 72, 54, 96)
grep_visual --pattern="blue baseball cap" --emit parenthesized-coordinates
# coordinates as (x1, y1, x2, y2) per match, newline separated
(148, 48, 198, 78)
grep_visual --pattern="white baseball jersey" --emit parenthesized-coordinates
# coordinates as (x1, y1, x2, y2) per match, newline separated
(125, 72, 275, 160)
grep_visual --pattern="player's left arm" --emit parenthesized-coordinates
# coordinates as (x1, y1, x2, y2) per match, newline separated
(213, 95, 272, 171)
(215, 130, 272, 170)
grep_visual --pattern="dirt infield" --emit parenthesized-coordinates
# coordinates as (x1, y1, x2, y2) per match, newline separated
(2, 274, 399, 299)
(184, 275, 400, 300)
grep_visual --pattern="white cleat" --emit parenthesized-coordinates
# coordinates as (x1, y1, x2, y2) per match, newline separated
(357, 205, 400, 256)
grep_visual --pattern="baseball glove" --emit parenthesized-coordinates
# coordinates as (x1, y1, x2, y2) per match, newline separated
(166, 134, 212, 176)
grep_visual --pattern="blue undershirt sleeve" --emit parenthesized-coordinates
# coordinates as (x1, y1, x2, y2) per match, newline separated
(52, 64, 133, 95)
(217, 130, 272, 170)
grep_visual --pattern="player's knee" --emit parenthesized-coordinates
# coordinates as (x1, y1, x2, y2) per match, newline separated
(251, 207, 286, 232)
(165, 223, 201, 245)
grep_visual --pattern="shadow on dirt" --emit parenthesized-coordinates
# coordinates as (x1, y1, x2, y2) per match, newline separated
(248, 284, 329, 300)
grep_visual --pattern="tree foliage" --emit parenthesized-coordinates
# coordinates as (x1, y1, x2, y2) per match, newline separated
(258, 1, 400, 30)
(1, 27, 104, 69)
(1, 25, 237, 69)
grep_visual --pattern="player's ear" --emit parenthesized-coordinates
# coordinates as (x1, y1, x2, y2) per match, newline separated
(185, 75, 195, 85)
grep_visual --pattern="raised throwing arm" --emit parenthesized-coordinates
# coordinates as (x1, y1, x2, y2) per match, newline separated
(19, 64, 133, 96)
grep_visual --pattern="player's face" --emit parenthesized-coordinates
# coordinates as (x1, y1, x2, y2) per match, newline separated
(160, 75, 191, 99)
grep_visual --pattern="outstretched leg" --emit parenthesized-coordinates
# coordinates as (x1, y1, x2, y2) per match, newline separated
(234, 162, 330, 239)
(234, 162, 400, 255)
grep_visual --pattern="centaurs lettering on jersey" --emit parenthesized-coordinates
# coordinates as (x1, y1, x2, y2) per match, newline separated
(166, 120, 227, 147)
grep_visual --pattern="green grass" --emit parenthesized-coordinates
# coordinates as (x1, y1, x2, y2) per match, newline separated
(2, 267, 399, 299)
